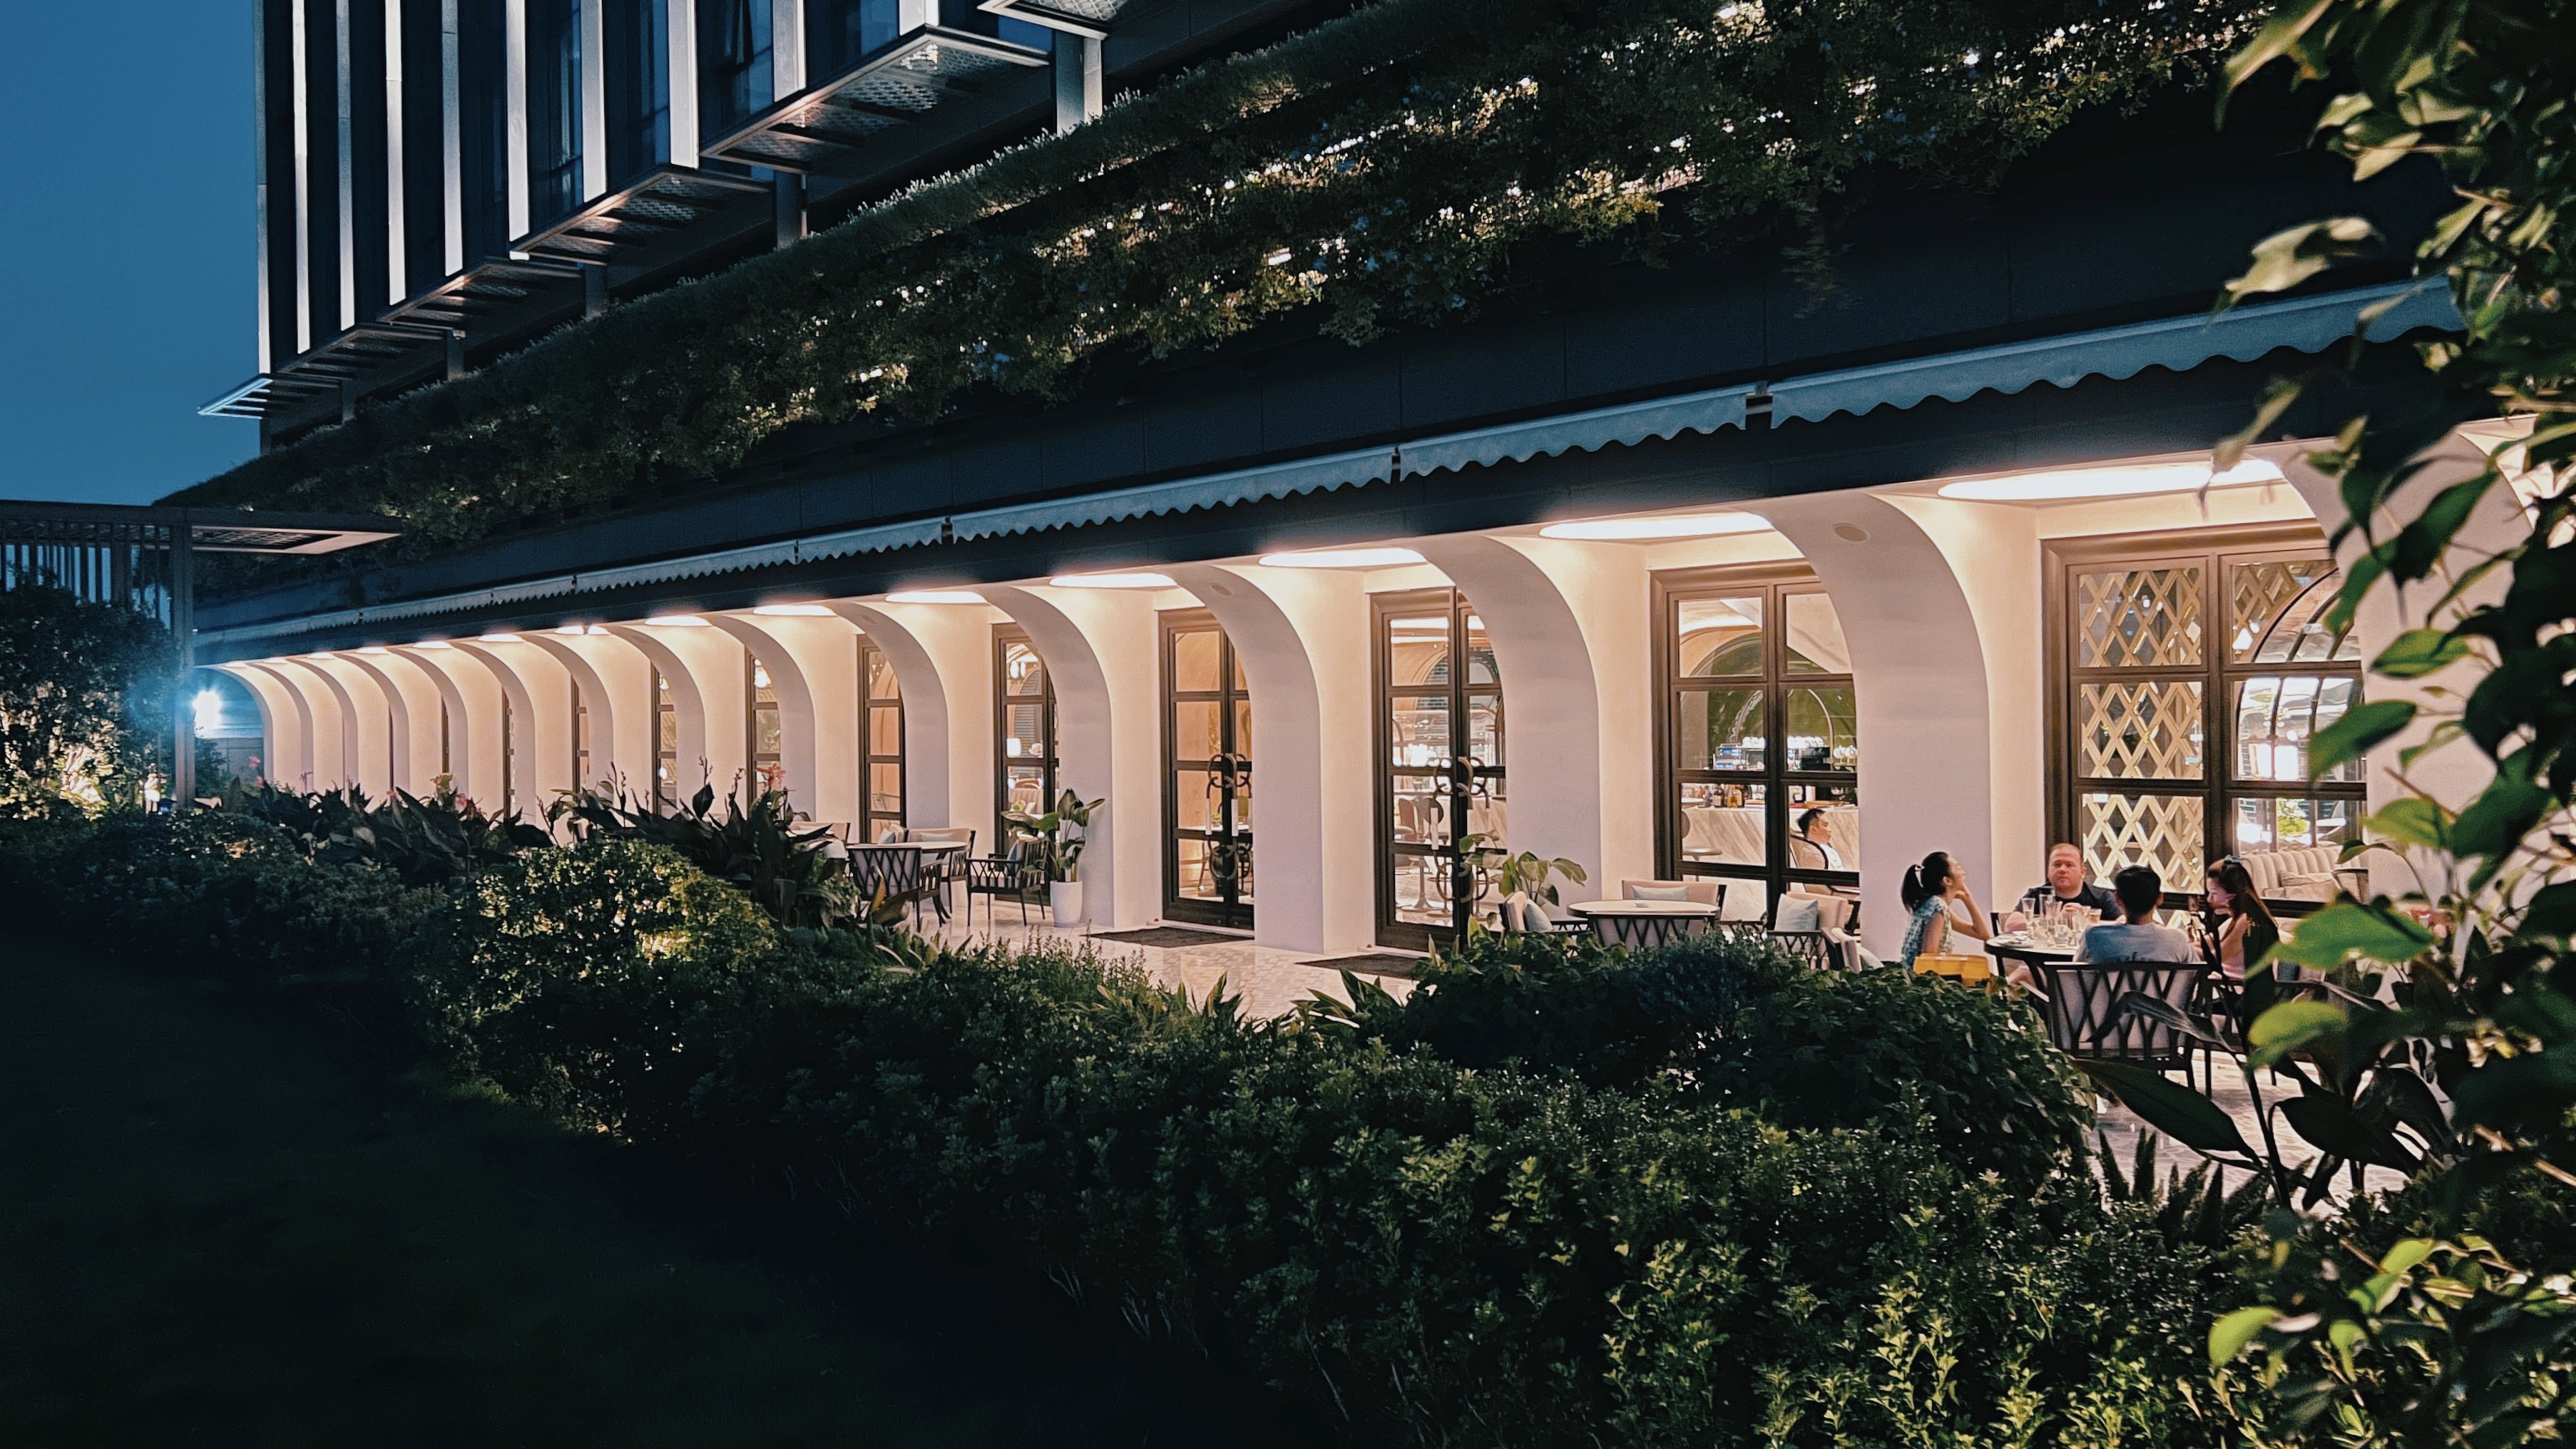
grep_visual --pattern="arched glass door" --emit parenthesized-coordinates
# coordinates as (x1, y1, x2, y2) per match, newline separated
(1374, 588, 1503, 949)
(857, 638, 906, 843)
(1162, 610, 1252, 928)
(993, 627, 1058, 846)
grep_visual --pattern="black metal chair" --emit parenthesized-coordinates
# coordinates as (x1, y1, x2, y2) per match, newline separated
(1586, 911, 1717, 951)
(2033, 960, 2211, 1078)
(1769, 930, 1849, 971)
(905, 825, 976, 921)
(963, 840, 1047, 931)
(848, 843, 930, 930)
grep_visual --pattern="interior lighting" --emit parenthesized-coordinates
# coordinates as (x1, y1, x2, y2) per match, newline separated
(885, 590, 986, 605)
(1934, 458, 2284, 501)
(302, 651, 334, 660)
(1538, 513, 1772, 541)
(752, 603, 835, 616)
(1048, 572, 1177, 589)
(192, 691, 226, 732)
(477, 632, 522, 642)
(1259, 546, 1426, 568)
(414, 640, 454, 650)
(357, 646, 389, 655)
(553, 625, 586, 635)
(646, 614, 710, 627)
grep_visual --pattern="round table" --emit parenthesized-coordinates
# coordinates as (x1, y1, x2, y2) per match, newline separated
(1566, 899, 1722, 951)
(1983, 933, 2077, 974)
(847, 841, 969, 921)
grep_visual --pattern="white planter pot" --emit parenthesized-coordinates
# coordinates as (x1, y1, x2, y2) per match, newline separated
(1050, 880, 1085, 928)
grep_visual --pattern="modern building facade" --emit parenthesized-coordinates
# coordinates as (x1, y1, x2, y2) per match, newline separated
(185, 6, 2522, 961)
(206, 0, 1327, 442)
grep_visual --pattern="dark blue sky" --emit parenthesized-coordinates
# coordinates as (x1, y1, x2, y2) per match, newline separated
(1, 3, 260, 504)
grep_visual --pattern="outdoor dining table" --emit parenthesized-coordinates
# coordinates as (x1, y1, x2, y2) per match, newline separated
(844, 841, 970, 923)
(1565, 899, 1722, 951)
(1983, 933, 2077, 974)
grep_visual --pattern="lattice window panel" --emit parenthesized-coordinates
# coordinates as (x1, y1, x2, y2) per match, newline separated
(2079, 680, 2204, 779)
(2077, 566, 2203, 667)
(2230, 560, 2361, 663)
(2080, 792, 2204, 889)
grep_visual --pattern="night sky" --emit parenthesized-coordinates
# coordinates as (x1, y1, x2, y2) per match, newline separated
(0, 3, 260, 505)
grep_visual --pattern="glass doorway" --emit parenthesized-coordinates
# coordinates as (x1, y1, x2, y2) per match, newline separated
(1374, 588, 1504, 949)
(993, 627, 1058, 846)
(857, 638, 905, 844)
(1162, 611, 1252, 928)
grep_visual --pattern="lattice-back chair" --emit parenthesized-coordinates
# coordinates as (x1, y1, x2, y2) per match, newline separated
(964, 838, 1048, 933)
(848, 842, 930, 931)
(1769, 931, 1853, 971)
(906, 825, 975, 921)
(2034, 960, 2209, 1081)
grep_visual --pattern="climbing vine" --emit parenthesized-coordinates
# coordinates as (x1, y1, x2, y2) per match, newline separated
(178, 0, 2261, 552)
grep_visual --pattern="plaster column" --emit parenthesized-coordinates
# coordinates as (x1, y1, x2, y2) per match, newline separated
(1165, 563, 1378, 953)
(528, 630, 651, 799)
(608, 622, 748, 803)
(981, 585, 1164, 929)
(711, 613, 864, 824)
(220, 662, 306, 789)
(281, 655, 394, 795)
(393, 645, 505, 807)
(831, 602, 1001, 840)
(455, 638, 574, 822)
(1764, 493, 1998, 955)
(340, 648, 446, 792)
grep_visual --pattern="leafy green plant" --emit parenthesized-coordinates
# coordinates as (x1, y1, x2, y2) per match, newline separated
(0, 583, 174, 815)
(1457, 830, 1588, 908)
(228, 780, 551, 886)
(1003, 788, 1103, 884)
(551, 777, 861, 928)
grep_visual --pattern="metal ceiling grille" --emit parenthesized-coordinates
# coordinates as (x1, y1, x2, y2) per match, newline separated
(702, 27, 1050, 173)
(516, 165, 776, 268)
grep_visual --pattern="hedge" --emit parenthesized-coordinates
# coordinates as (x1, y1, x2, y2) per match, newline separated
(2, 813, 2244, 1446)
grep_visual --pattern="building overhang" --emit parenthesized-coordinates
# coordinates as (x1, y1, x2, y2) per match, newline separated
(976, 0, 1130, 39)
(513, 165, 778, 270)
(701, 26, 1051, 174)
(0, 501, 402, 555)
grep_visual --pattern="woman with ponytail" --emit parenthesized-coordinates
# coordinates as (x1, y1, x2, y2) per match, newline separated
(1898, 850, 1990, 969)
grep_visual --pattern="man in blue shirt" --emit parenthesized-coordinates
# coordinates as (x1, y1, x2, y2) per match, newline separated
(2022, 842, 2119, 920)
(2075, 865, 2201, 964)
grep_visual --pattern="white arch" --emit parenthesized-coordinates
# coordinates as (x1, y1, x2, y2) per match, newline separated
(336, 650, 441, 792)
(710, 613, 863, 822)
(279, 656, 392, 794)
(602, 624, 723, 808)
(981, 584, 1165, 928)
(523, 632, 640, 797)
(829, 600, 1002, 839)
(1763, 493, 1996, 953)
(238, 660, 331, 789)
(453, 640, 571, 822)
(218, 662, 300, 789)
(392, 646, 504, 807)
(1165, 562, 1377, 953)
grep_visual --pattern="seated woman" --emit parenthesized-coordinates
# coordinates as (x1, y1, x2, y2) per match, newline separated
(2204, 856, 2281, 978)
(1898, 850, 1990, 970)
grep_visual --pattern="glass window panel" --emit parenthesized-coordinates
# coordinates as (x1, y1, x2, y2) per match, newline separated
(868, 706, 901, 757)
(1391, 852, 1454, 926)
(1678, 598, 1765, 676)
(1004, 703, 1047, 759)
(1463, 618, 1499, 687)
(1172, 629, 1223, 693)
(2230, 559, 2360, 663)
(2234, 675, 2366, 784)
(1787, 788, 1861, 874)
(1783, 593, 1851, 675)
(658, 706, 678, 752)
(1003, 765, 1046, 818)
(1173, 700, 1225, 761)
(753, 708, 782, 759)
(1389, 695, 1451, 763)
(2078, 680, 2206, 779)
(1003, 642, 1047, 697)
(1233, 772, 1252, 832)
(2077, 566, 2203, 667)
(1234, 700, 1252, 757)
(2231, 794, 2359, 856)
(868, 763, 904, 817)
(1391, 775, 1450, 845)
(1232, 648, 1248, 695)
(1176, 837, 1220, 902)
(1386, 628, 1451, 688)
(866, 653, 900, 702)
(1783, 685, 1857, 772)
(1175, 769, 1216, 829)
(1678, 779, 1768, 867)
(1676, 687, 1765, 772)
(1465, 694, 1503, 766)
(2078, 791, 2204, 891)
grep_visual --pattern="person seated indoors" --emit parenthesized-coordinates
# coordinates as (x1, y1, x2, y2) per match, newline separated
(2019, 842, 2120, 922)
(2074, 865, 2202, 964)
(1788, 807, 1845, 871)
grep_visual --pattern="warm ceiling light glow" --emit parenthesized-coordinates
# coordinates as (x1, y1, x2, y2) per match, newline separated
(303, 651, 334, 660)
(357, 646, 389, 655)
(885, 590, 985, 605)
(647, 614, 710, 627)
(554, 624, 586, 635)
(1048, 572, 1178, 589)
(414, 640, 454, 650)
(1935, 458, 2286, 502)
(1388, 616, 1450, 632)
(477, 632, 522, 642)
(1538, 513, 1772, 541)
(752, 603, 835, 616)
(1259, 546, 1426, 569)
(192, 690, 225, 733)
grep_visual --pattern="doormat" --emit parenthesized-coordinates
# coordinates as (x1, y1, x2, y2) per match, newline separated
(1092, 926, 1249, 949)
(1297, 953, 1430, 980)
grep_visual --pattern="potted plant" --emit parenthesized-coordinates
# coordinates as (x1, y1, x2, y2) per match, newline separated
(1005, 788, 1104, 926)
(1458, 832, 1589, 928)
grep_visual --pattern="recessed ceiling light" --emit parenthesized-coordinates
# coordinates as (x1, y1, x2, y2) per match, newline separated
(477, 632, 522, 642)
(554, 624, 586, 635)
(752, 603, 835, 616)
(357, 646, 389, 655)
(414, 640, 453, 650)
(1048, 572, 1178, 589)
(303, 651, 334, 660)
(1258, 546, 1426, 568)
(647, 615, 710, 627)
(1935, 458, 2285, 501)
(885, 590, 986, 605)
(1539, 513, 1772, 541)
